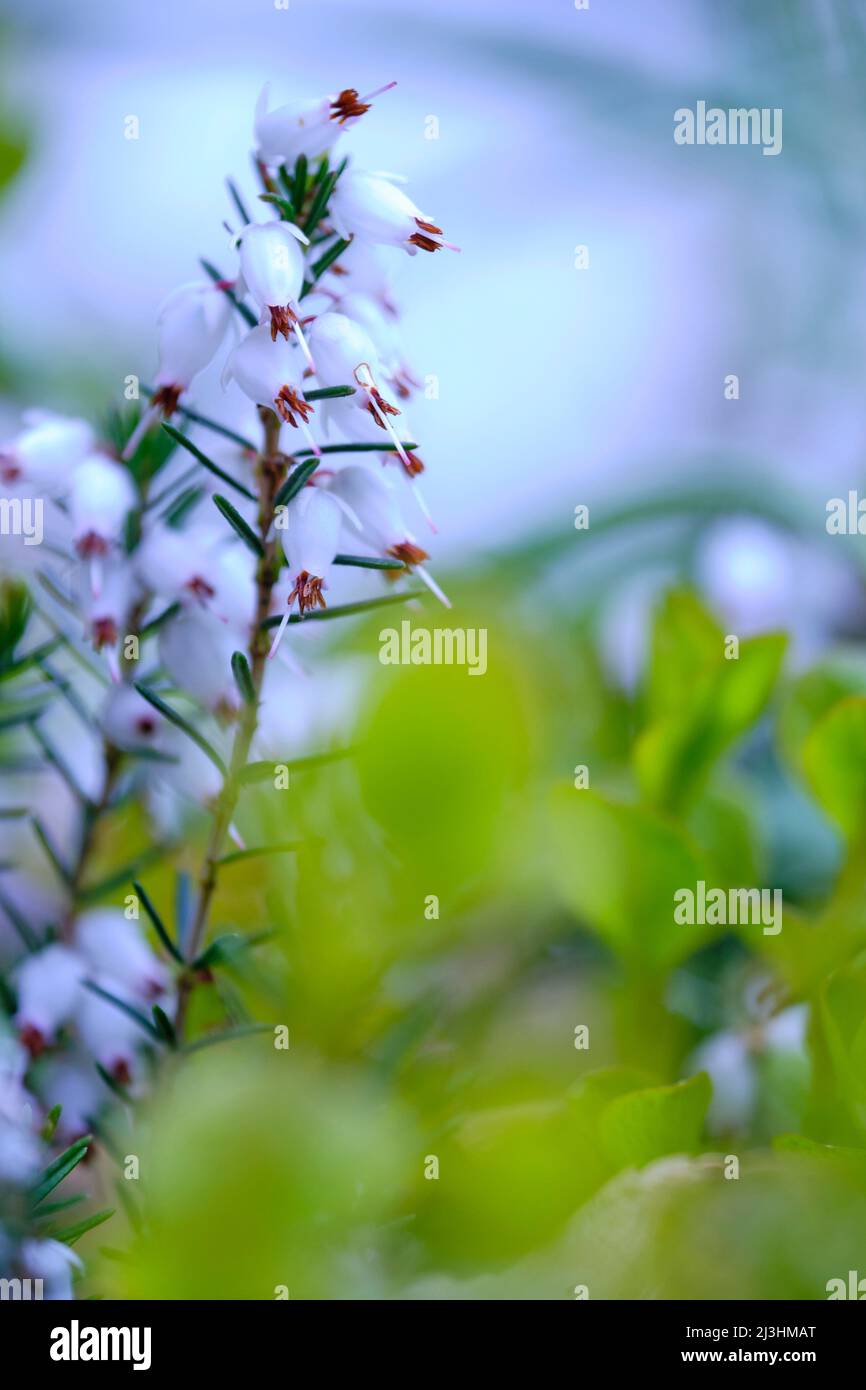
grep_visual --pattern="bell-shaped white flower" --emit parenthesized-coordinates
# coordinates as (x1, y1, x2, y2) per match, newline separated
(74, 979, 144, 1086)
(269, 487, 343, 654)
(331, 170, 457, 255)
(237, 222, 310, 352)
(146, 725, 224, 834)
(122, 282, 233, 459)
(308, 311, 414, 470)
(159, 608, 243, 716)
(318, 237, 398, 316)
(35, 1055, 106, 1142)
(76, 558, 140, 661)
(337, 291, 418, 399)
(76, 908, 170, 1001)
(254, 82, 395, 166)
(21, 1239, 83, 1301)
(328, 464, 449, 605)
(154, 281, 232, 406)
(70, 455, 136, 596)
(101, 684, 164, 751)
(222, 324, 319, 453)
(0, 411, 94, 492)
(14, 944, 86, 1055)
(136, 519, 256, 630)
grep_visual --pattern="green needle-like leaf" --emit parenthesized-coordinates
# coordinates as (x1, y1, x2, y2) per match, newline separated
(132, 879, 184, 963)
(151, 1004, 177, 1048)
(216, 839, 307, 866)
(231, 651, 256, 705)
(294, 440, 418, 458)
(212, 494, 265, 557)
(334, 554, 405, 571)
(273, 457, 319, 508)
(51, 1208, 114, 1246)
(133, 683, 227, 775)
(226, 178, 251, 225)
(161, 423, 256, 501)
(182, 1023, 273, 1055)
(302, 385, 355, 402)
(30, 1137, 92, 1207)
(41, 1104, 62, 1143)
(31, 815, 72, 886)
(260, 591, 424, 629)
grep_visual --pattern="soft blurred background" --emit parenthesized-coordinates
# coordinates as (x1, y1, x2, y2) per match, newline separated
(4, 0, 866, 1299)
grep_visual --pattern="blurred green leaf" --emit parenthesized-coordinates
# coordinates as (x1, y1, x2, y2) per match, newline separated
(599, 1073, 711, 1169)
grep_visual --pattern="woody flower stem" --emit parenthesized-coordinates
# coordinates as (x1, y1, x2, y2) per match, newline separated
(175, 409, 285, 1038)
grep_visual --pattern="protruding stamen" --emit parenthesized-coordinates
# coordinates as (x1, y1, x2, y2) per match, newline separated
(268, 610, 291, 659)
(415, 564, 451, 608)
(288, 570, 327, 616)
(269, 304, 298, 342)
(290, 308, 316, 373)
(354, 363, 413, 473)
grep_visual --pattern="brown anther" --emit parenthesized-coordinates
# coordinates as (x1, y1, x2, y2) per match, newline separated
(152, 384, 183, 416)
(19, 1023, 46, 1058)
(401, 451, 425, 477)
(387, 541, 429, 566)
(408, 233, 443, 253)
(269, 304, 299, 342)
(135, 715, 157, 737)
(0, 455, 21, 484)
(288, 570, 327, 615)
(92, 617, 118, 649)
(330, 88, 371, 124)
(186, 575, 216, 602)
(111, 1057, 133, 1087)
(76, 531, 109, 558)
(275, 386, 313, 428)
(365, 387, 400, 426)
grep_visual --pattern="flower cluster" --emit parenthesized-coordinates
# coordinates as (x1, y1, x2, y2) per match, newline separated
(0, 80, 453, 1296)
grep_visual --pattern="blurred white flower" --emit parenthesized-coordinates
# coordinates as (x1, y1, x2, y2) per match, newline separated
(75, 908, 169, 1001)
(0, 412, 94, 493)
(159, 608, 245, 715)
(14, 945, 85, 1056)
(21, 1238, 83, 1300)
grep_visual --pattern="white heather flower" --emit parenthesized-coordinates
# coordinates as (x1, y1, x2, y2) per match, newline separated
(308, 311, 415, 470)
(74, 978, 146, 1086)
(75, 558, 140, 657)
(122, 281, 233, 459)
(222, 324, 320, 452)
(268, 487, 343, 654)
(0, 412, 94, 492)
(337, 291, 418, 398)
(254, 82, 395, 166)
(101, 685, 164, 751)
(331, 170, 456, 255)
(137, 519, 256, 629)
(14, 945, 86, 1055)
(69, 455, 136, 580)
(153, 281, 233, 415)
(319, 237, 398, 316)
(237, 221, 309, 347)
(327, 463, 446, 600)
(35, 1055, 105, 1142)
(75, 908, 170, 1001)
(0, 1038, 40, 1184)
(159, 608, 243, 715)
(21, 1238, 84, 1300)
